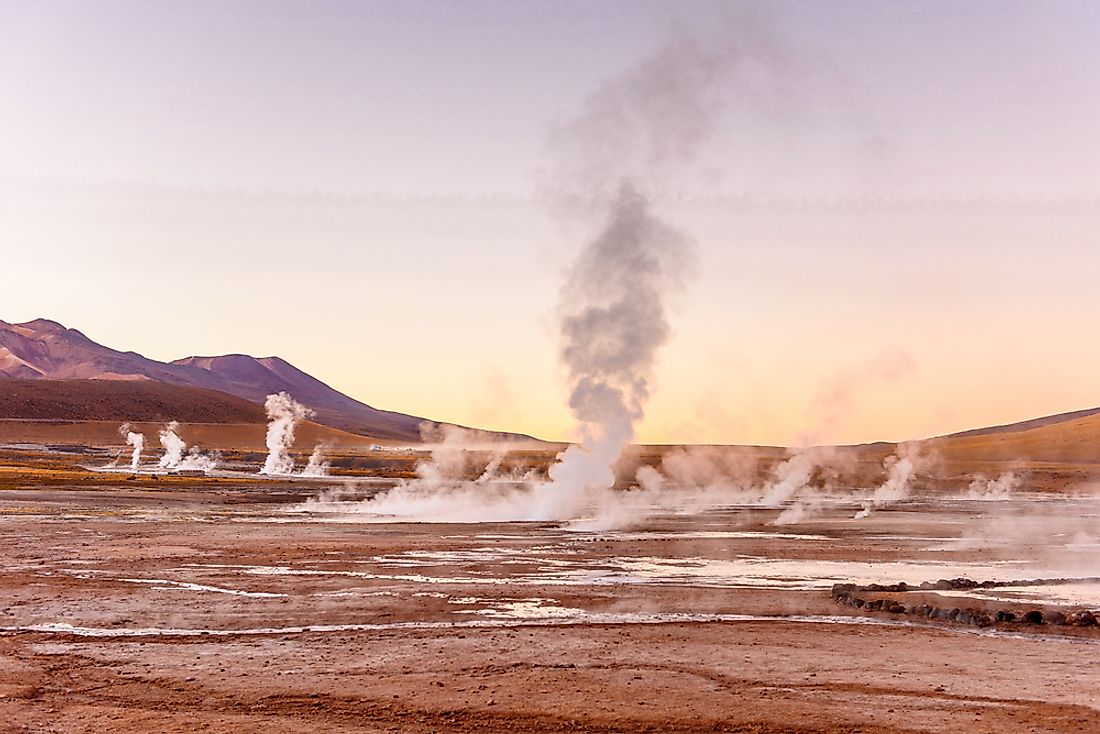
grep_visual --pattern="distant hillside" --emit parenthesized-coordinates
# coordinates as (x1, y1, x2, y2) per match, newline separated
(929, 411, 1100, 464)
(171, 354, 428, 440)
(943, 406, 1100, 440)
(0, 318, 534, 442)
(0, 379, 265, 423)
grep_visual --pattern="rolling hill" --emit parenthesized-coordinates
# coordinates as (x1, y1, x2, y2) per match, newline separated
(943, 406, 1100, 440)
(928, 410, 1100, 465)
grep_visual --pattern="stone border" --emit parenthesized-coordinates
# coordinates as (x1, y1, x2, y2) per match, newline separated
(831, 579, 1099, 629)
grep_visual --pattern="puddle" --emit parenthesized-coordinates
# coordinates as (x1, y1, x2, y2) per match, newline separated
(568, 531, 832, 542)
(118, 578, 286, 598)
(178, 554, 1043, 593)
(936, 581, 1100, 607)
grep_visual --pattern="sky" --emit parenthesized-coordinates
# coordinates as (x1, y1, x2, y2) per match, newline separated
(1, 1, 1099, 446)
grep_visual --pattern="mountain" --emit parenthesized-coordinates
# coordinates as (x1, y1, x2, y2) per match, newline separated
(0, 319, 220, 385)
(171, 354, 427, 439)
(0, 318, 462, 441)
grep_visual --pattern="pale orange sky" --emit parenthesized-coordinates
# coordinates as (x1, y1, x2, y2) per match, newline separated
(3, 188, 1096, 446)
(2, 2, 1098, 446)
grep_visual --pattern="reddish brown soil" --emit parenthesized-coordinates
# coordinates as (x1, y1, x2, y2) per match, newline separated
(0, 466, 1097, 733)
(0, 380, 266, 423)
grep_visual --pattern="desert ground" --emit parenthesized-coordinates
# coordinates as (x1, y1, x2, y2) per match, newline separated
(0, 434, 1098, 734)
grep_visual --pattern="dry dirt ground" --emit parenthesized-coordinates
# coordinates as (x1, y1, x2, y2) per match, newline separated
(0, 455, 1097, 732)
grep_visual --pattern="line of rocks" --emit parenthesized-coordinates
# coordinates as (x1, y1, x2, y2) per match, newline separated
(831, 580, 1099, 629)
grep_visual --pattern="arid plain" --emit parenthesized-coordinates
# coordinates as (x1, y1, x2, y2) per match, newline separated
(1, 414, 1098, 734)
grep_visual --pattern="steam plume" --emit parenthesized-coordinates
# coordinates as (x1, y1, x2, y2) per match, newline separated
(177, 446, 217, 473)
(154, 420, 218, 472)
(760, 449, 828, 507)
(301, 444, 331, 478)
(537, 184, 694, 518)
(854, 446, 918, 519)
(260, 392, 314, 475)
(359, 183, 696, 526)
(158, 421, 185, 469)
(522, 24, 760, 522)
(966, 472, 1020, 500)
(775, 500, 819, 526)
(313, 23, 796, 526)
(118, 423, 144, 471)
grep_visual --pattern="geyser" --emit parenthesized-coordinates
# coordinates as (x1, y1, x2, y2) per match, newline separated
(158, 421, 185, 469)
(260, 392, 314, 475)
(155, 421, 217, 472)
(118, 423, 145, 472)
(309, 25, 793, 526)
(535, 182, 693, 518)
(301, 444, 331, 478)
(332, 186, 694, 525)
(854, 448, 917, 519)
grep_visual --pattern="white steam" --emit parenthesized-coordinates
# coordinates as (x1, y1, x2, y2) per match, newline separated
(301, 444, 331, 478)
(155, 421, 217, 472)
(313, 425, 536, 522)
(854, 447, 918, 519)
(176, 447, 217, 472)
(295, 23, 881, 528)
(118, 423, 144, 471)
(539, 183, 694, 518)
(260, 392, 314, 476)
(966, 472, 1020, 500)
(158, 421, 185, 469)
(315, 25, 772, 526)
(775, 500, 820, 526)
(330, 186, 694, 525)
(760, 448, 833, 507)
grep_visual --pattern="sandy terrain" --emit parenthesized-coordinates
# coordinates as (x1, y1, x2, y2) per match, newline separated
(0, 444, 1097, 733)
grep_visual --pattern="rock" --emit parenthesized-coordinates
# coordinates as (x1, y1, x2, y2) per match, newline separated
(1022, 610, 1043, 624)
(1068, 611, 1096, 627)
(1044, 611, 1066, 625)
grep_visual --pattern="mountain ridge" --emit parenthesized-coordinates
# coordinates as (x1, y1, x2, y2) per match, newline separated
(0, 318, 529, 442)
